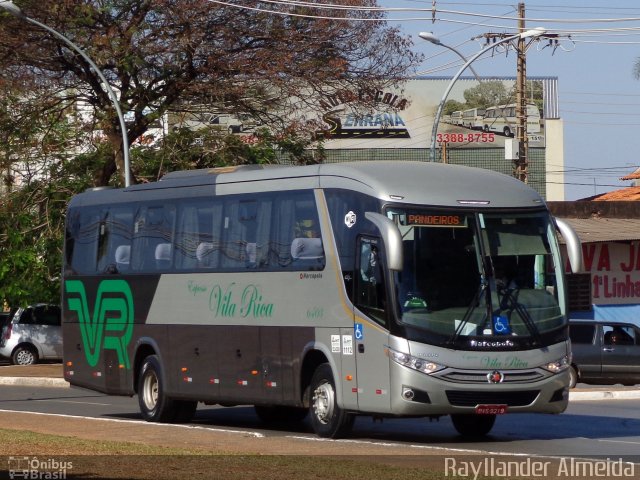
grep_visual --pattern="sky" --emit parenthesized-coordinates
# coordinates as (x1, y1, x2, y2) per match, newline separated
(377, 0, 640, 200)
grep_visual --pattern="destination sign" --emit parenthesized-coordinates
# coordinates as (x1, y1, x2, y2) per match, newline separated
(406, 214, 466, 227)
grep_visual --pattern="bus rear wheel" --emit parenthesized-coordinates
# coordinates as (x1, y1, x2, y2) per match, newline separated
(309, 363, 354, 438)
(451, 414, 496, 438)
(138, 355, 196, 423)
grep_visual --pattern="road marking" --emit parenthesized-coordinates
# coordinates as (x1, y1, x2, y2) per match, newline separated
(598, 439, 640, 445)
(0, 409, 265, 438)
(287, 436, 640, 463)
(30, 399, 112, 406)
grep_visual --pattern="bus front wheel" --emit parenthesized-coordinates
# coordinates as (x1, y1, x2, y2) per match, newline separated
(309, 364, 354, 438)
(451, 414, 496, 438)
(138, 355, 196, 423)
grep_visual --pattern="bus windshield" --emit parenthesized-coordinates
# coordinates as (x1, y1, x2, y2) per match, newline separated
(389, 209, 565, 347)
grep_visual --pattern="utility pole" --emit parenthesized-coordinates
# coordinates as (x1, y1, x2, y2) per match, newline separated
(515, 2, 528, 183)
(481, 2, 533, 183)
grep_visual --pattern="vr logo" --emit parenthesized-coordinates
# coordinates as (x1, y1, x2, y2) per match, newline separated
(65, 279, 134, 369)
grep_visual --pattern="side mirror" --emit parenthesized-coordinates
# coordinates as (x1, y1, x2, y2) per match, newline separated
(555, 218, 584, 273)
(364, 212, 403, 271)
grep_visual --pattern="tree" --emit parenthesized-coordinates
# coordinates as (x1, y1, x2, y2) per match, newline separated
(0, 0, 421, 186)
(443, 99, 465, 116)
(462, 81, 509, 109)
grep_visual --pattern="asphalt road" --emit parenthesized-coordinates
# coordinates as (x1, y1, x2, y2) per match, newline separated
(1, 384, 639, 462)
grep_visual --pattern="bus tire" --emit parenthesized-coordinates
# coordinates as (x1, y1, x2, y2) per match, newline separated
(503, 127, 513, 137)
(451, 414, 496, 438)
(138, 355, 178, 423)
(255, 405, 308, 424)
(309, 363, 354, 438)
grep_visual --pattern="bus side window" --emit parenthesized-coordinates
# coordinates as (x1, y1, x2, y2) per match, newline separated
(66, 208, 101, 275)
(270, 195, 296, 268)
(131, 205, 175, 272)
(290, 195, 325, 270)
(97, 208, 133, 274)
(175, 201, 223, 270)
(356, 238, 387, 326)
(221, 200, 246, 269)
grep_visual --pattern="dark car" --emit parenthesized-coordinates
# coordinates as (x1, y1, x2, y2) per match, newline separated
(568, 320, 640, 388)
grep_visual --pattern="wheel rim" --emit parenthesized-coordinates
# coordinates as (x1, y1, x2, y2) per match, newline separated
(16, 349, 34, 365)
(142, 370, 159, 411)
(312, 380, 335, 425)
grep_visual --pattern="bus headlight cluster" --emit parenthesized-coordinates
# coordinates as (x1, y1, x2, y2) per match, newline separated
(389, 349, 444, 375)
(542, 355, 570, 373)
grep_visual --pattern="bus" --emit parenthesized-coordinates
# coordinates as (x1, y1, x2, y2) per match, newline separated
(61, 161, 583, 439)
(448, 111, 463, 126)
(461, 107, 486, 130)
(483, 104, 541, 137)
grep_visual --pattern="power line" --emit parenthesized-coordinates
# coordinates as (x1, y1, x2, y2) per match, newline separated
(205, 1, 640, 25)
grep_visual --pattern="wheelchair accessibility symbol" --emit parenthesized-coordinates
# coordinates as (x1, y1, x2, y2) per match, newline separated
(354, 323, 364, 340)
(492, 315, 511, 335)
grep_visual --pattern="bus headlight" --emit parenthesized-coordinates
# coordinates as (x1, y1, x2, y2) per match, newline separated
(389, 348, 445, 375)
(542, 355, 570, 373)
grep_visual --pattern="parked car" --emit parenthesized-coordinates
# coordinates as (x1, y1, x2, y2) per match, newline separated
(208, 113, 260, 134)
(0, 304, 62, 365)
(568, 319, 640, 388)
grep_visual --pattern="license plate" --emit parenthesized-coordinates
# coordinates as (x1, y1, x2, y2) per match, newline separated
(475, 404, 508, 415)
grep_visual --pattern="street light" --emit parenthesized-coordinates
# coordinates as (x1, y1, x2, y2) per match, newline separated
(427, 27, 546, 162)
(0, 0, 131, 187)
(418, 32, 481, 82)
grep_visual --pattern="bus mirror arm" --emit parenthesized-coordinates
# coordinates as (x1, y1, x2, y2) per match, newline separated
(554, 218, 584, 273)
(364, 212, 403, 271)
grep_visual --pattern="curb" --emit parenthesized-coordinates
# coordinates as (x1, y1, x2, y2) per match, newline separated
(569, 389, 640, 401)
(0, 376, 68, 388)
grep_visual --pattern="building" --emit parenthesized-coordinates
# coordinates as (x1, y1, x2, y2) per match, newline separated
(311, 77, 565, 201)
(549, 199, 640, 322)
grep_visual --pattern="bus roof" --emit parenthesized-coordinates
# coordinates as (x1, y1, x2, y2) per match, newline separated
(69, 161, 545, 210)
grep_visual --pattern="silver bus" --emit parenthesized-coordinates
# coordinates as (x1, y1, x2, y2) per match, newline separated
(483, 104, 541, 137)
(461, 107, 486, 130)
(62, 161, 582, 438)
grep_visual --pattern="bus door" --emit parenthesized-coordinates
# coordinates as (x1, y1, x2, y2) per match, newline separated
(353, 236, 392, 413)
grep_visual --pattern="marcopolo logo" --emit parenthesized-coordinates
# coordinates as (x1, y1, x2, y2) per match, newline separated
(65, 279, 134, 369)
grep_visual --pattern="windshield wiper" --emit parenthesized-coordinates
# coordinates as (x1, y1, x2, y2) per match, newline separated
(497, 288, 542, 345)
(448, 280, 487, 346)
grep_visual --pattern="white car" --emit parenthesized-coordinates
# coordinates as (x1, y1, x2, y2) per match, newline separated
(0, 304, 62, 365)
